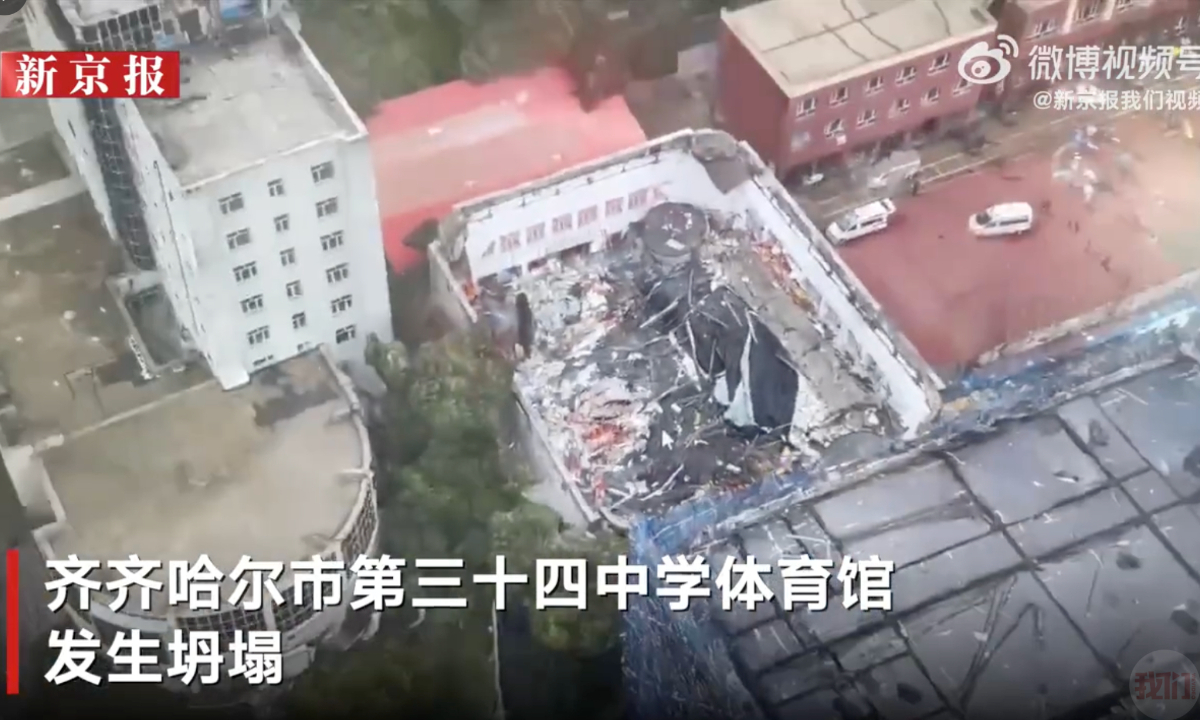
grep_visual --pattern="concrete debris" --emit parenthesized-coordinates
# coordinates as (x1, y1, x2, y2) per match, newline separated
(493, 202, 892, 516)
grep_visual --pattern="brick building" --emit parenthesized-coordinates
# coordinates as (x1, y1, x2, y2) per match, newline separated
(716, 0, 997, 179)
(992, 0, 1199, 98)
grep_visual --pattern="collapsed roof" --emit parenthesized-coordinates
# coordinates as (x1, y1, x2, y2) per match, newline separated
(490, 202, 900, 516)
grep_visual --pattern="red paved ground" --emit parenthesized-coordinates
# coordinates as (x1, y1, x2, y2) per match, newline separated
(838, 115, 1200, 370)
(1105, 113, 1200, 247)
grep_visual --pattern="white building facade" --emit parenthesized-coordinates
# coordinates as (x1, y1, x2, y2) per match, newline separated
(24, 0, 393, 390)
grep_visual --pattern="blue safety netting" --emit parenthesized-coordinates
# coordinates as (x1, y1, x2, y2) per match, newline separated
(622, 293, 1200, 720)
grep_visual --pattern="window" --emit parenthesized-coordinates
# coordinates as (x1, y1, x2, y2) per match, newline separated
(292, 312, 307, 329)
(857, 109, 877, 127)
(790, 130, 811, 151)
(286, 281, 303, 298)
(311, 162, 335, 183)
(297, 342, 312, 353)
(1076, 0, 1102, 22)
(233, 262, 257, 282)
(219, 193, 244, 214)
(240, 294, 264, 314)
(864, 76, 883, 95)
(268, 179, 285, 197)
(274, 214, 290, 233)
(795, 97, 816, 118)
(930, 52, 951, 73)
(335, 325, 357, 344)
(896, 65, 916, 84)
(247, 326, 270, 346)
(326, 263, 349, 284)
(280, 248, 296, 266)
(923, 87, 941, 105)
(830, 86, 849, 106)
(953, 77, 972, 96)
(226, 228, 251, 250)
(1115, 0, 1132, 11)
(1030, 19, 1057, 38)
(252, 355, 275, 368)
(824, 118, 845, 137)
(330, 294, 353, 315)
(320, 231, 344, 251)
(316, 198, 339, 218)
(890, 98, 911, 117)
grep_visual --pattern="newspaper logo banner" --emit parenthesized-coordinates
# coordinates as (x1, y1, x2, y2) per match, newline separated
(957, 34, 1017, 86)
(1130, 650, 1199, 720)
(0, 51, 181, 99)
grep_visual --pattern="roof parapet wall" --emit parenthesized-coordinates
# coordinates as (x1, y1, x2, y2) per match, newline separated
(436, 129, 943, 436)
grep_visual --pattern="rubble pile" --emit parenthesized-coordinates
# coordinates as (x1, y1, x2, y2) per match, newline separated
(505, 202, 880, 515)
(506, 204, 816, 511)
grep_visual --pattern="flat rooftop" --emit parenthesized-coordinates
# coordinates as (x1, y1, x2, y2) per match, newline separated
(837, 113, 1200, 372)
(495, 202, 893, 518)
(0, 195, 206, 445)
(39, 352, 368, 611)
(368, 67, 646, 272)
(722, 0, 995, 98)
(696, 359, 1200, 719)
(140, 21, 360, 186)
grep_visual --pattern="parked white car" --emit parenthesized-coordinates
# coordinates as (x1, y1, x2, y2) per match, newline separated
(826, 199, 897, 245)
(968, 202, 1034, 238)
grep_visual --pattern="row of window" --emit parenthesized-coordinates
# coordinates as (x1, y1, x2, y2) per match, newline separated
(219, 193, 339, 220)
(1030, 0, 1167, 38)
(232, 260, 350, 285)
(238, 293, 354, 318)
(795, 52, 958, 119)
(219, 162, 336, 215)
(247, 323, 357, 348)
(227, 224, 344, 253)
(820, 82, 971, 137)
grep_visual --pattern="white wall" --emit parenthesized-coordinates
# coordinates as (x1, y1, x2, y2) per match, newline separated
(178, 139, 393, 388)
(453, 151, 716, 282)
(25, 0, 391, 390)
(22, 0, 116, 239)
(113, 103, 393, 389)
(439, 130, 942, 435)
(114, 100, 218, 362)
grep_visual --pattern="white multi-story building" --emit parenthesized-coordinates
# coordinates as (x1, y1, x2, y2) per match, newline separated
(23, 0, 393, 389)
(0, 0, 388, 694)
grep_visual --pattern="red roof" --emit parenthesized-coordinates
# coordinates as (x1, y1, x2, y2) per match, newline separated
(368, 68, 647, 273)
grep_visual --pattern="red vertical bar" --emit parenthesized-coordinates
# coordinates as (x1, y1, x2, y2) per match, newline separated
(5, 548, 17, 695)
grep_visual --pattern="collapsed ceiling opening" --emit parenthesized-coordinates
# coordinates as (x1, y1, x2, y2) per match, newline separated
(482, 202, 893, 515)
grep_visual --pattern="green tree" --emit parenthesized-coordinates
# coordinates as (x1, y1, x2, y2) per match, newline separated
(293, 0, 467, 115)
(491, 510, 623, 656)
(290, 331, 622, 718)
(288, 331, 521, 718)
(294, 0, 586, 116)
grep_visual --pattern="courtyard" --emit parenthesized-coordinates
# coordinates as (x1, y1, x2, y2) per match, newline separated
(835, 112, 1200, 372)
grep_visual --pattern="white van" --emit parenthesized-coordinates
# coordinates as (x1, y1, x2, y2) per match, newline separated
(968, 202, 1034, 238)
(826, 199, 897, 245)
